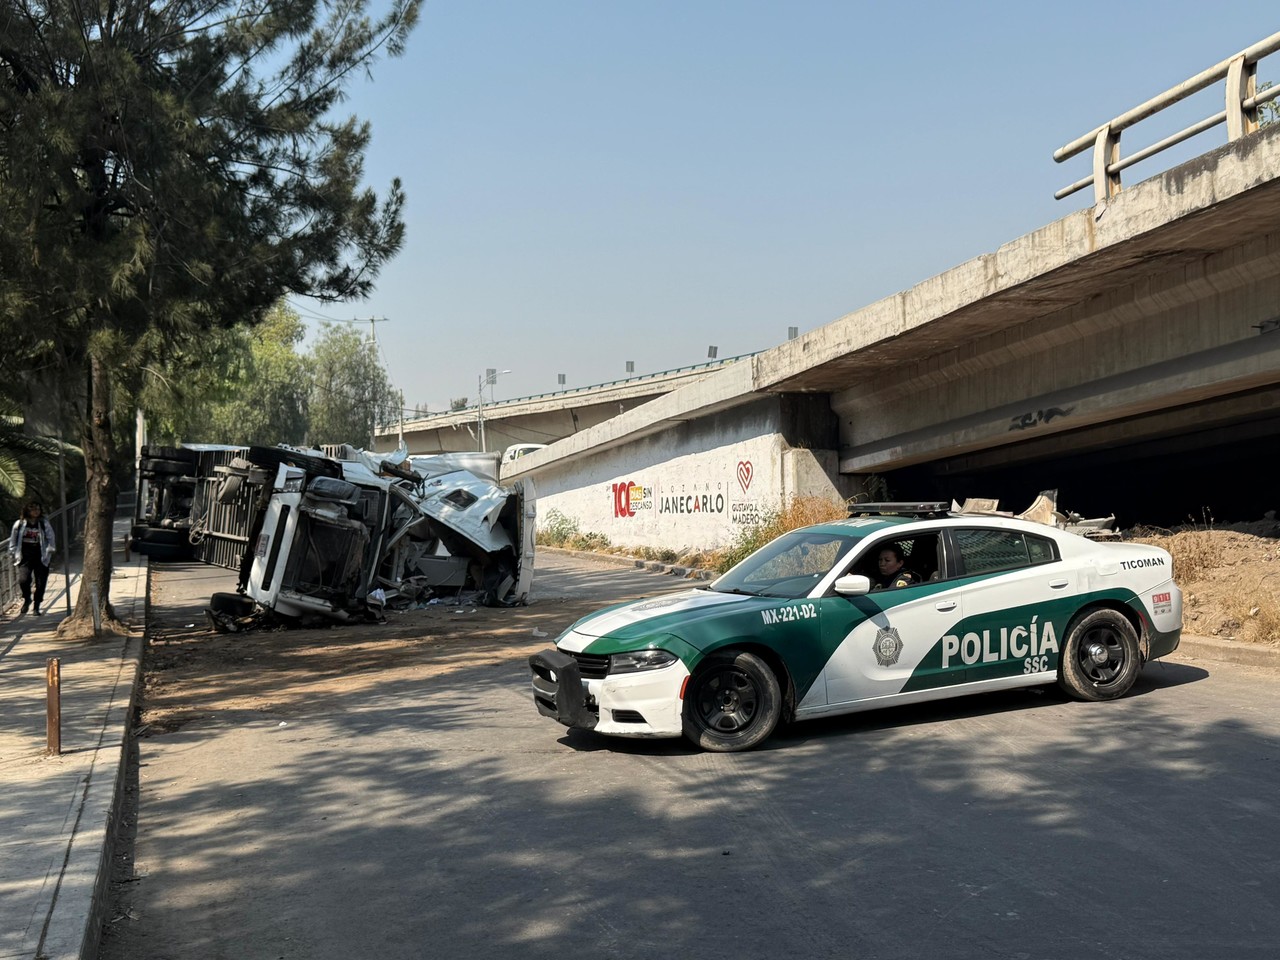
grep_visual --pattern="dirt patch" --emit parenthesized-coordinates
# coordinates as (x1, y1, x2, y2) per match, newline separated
(138, 598, 606, 734)
(1133, 522, 1280, 645)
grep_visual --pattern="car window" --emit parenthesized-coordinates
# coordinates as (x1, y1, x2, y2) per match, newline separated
(714, 530, 858, 598)
(848, 535, 940, 585)
(751, 536, 846, 581)
(1026, 534, 1056, 564)
(954, 528, 1057, 576)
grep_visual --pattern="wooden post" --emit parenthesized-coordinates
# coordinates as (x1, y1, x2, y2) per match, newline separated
(46, 658, 61, 756)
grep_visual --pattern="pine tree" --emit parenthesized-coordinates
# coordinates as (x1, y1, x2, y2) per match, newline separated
(0, 0, 420, 635)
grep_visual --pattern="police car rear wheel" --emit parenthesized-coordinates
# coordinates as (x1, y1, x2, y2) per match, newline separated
(1058, 609, 1141, 702)
(682, 650, 781, 752)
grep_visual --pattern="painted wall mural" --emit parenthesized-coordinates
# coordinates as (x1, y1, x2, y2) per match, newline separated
(531, 421, 842, 550)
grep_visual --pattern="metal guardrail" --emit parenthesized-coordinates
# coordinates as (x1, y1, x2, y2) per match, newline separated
(1, 497, 86, 612)
(1055, 31, 1280, 204)
(387, 352, 760, 430)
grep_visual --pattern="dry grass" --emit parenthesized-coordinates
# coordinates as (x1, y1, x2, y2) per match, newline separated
(1134, 527, 1280, 645)
(1130, 529, 1220, 583)
(1219, 575, 1280, 644)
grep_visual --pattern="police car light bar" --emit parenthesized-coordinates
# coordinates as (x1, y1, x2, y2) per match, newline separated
(847, 501, 951, 517)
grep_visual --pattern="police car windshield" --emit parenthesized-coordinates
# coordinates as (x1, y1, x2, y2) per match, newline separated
(712, 530, 861, 599)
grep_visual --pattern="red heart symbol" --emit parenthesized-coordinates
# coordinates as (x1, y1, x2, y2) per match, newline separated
(737, 461, 753, 493)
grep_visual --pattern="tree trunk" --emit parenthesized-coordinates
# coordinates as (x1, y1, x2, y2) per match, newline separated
(57, 352, 125, 638)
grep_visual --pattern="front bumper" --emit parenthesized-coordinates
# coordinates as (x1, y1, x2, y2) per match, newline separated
(528, 648, 687, 738)
(530, 649, 595, 729)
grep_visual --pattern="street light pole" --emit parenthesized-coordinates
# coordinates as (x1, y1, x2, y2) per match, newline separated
(475, 368, 511, 453)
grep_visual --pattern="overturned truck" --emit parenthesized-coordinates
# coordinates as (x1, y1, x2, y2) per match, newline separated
(132, 443, 536, 621)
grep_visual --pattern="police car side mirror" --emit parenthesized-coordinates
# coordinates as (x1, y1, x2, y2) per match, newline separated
(834, 574, 871, 596)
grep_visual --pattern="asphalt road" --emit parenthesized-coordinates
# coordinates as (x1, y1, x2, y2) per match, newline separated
(100, 554, 1280, 960)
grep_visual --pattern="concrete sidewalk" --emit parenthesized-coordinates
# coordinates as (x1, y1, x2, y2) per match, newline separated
(0, 515, 147, 960)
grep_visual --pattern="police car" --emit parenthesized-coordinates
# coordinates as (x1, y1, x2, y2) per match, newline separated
(529, 502, 1182, 752)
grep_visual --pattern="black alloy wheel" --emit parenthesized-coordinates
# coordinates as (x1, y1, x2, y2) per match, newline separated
(682, 650, 781, 752)
(1058, 608, 1141, 702)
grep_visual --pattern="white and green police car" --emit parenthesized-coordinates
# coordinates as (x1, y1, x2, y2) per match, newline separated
(529, 504, 1182, 752)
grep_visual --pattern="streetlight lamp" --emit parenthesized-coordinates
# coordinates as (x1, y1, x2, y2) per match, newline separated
(476, 368, 511, 452)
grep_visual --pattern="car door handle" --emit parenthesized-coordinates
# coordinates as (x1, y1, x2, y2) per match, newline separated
(1048, 578, 1070, 589)
(935, 600, 957, 612)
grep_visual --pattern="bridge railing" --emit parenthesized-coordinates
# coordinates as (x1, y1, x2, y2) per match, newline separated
(391, 351, 759, 429)
(1055, 30, 1280, 204)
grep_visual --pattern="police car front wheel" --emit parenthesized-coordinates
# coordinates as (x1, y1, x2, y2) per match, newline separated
(1058, 609, 1141, 702)
(682, 650, 781, 752)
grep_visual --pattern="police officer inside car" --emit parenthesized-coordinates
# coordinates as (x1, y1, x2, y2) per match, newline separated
(872, 544, 918, 590)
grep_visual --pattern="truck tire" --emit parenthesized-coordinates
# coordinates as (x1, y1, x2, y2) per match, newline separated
(142, 445, 196, 464)
(209, 592, 256, 617)
(141, 458, 191, 477)
(131, 526, 188, 546)
(247, 445, 341, 479)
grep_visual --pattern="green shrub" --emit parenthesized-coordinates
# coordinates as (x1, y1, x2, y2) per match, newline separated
(568, 530, 611, 551)
(538, 509, 611, 551)
(538, 508, 579, 546)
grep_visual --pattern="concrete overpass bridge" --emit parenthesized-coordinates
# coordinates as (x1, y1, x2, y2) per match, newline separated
(382, 355, 754, 455)
(486, 34, 1280, 545)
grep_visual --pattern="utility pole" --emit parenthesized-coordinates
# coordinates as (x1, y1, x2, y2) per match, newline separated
(364, 317, 388, 450)
(476, 368, 510, 452)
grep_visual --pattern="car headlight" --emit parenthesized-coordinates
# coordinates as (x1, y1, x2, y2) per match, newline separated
(609, 648, 679, 674)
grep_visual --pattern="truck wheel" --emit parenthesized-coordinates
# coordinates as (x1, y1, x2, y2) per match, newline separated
(143, 445, 196, 464)
(141, 458, 191, 477)
(131, 526, 188, 546)
(682, 650, 781, 752)
(209, 592, 256, 617)
(1058, 609, 1141, 702)
(247, 445, 341, 479)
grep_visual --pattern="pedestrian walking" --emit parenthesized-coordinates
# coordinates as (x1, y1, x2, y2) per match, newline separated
(9, 501, 55, 616)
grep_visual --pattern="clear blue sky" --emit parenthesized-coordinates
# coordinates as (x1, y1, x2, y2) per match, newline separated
(288, 2, 1279, 415)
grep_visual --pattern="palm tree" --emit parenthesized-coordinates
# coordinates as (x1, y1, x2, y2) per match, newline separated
(0, 413, 65, 521)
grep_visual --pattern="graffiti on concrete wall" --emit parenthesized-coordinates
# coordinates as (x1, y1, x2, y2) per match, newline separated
(731, 459, 761, 524)
(1009, 406, 1073, 431)
(537, 433, 794, 550)
(610, 480, 653, 518)
(659, 482, 727, 516)
(607, 462, 765, 525)
(609, 459, 763, 524)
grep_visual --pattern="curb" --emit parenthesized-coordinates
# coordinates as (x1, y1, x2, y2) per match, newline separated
(540, 545, 717, 580)
(1172, 633, 1280, 669)
(77, 634, 144, 960)
(32, 631, 145, 960)
(32, 525, 149, 960)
